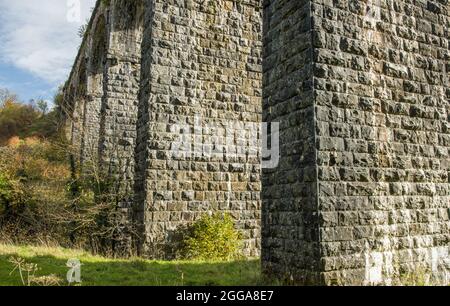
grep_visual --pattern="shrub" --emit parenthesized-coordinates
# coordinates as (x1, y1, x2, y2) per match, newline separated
(179, 213, 243, 261)
(0, 172, 26, 216)
(1, 138, 70, 182)
(0, 138, 71, 245)
(0, 133, 140, 256)
(0, 90, 130, 255)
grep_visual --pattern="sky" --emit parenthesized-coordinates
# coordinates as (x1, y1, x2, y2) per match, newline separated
(0, 0, 96, 103)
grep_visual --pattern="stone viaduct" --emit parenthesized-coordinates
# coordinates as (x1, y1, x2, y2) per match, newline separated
(62, 0, 449, 285)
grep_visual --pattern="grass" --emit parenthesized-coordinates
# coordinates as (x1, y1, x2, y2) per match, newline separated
(0, 244, 262, 286)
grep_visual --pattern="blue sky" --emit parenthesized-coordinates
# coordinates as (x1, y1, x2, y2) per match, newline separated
(0, 0, 96, 103)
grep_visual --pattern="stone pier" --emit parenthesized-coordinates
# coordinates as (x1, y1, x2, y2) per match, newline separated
(262, 0, 449, 285)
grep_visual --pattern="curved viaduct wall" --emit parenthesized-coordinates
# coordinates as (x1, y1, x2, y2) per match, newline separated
(63, 0, 145, 253)
(63, 0, 263, 258)
(62, 0, 449, 284)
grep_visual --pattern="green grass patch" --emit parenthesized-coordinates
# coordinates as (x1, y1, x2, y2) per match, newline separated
(0, 244, 262, 286)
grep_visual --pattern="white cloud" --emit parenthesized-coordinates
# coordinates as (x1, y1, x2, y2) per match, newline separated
(0, 0, 96, 85)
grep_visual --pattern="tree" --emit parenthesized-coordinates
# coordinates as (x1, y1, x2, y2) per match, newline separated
(0, 88, 17, 108)
(0, 88, 62, 145)
(36, 99, 49, 115)
(0, 99, 39, 144)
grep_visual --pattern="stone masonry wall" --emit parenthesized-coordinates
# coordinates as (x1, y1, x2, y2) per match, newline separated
(97, 0, 144, 253)
(263, 0, 449, 285)
(135, 0, 263, 258)
(63, 0, 144, 254)
(262, 0, 321, 284)
(64, 0, 106, 172)
(82, 13, 106, 169)
(312, 0, 449, 285)
(64, 0, 263, 259)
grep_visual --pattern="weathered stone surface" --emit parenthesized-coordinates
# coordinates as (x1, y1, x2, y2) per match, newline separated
(262, 0, 321, 285)
(263, 0, 449, 285)
(135, 0, 262, 259)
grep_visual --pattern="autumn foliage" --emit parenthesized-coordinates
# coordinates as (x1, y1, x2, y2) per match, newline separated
(0, 89, 61, 145)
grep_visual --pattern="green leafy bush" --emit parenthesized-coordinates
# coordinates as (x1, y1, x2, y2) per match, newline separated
(180, 213, 243, 261)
